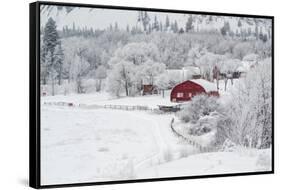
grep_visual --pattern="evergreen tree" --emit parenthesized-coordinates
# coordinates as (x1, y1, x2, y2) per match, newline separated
(54, 43, 64, 85)
(153, 15, 159, 31)
(114, 22, 119, 31)
(238, 19, 242, 27)
(43, 17, 59, 57)
(45, 51, 58, 96)
(42, 17, 60, 87)
(255, 25, 259, 40)
(185, 15, 193, 32)
(179, 28, 184, 34)
(165, 15, 170, 31)
(109, 24, 113, 31)
(173, 20, 178, 33)
(247, 27, 252, 36)
(220, 21, 230, 36)
(159, 22, 163, 32)
(138, 11, 150, 32)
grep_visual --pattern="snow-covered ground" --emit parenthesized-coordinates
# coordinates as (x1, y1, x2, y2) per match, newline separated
(41, 92, 176, 109)
(41, 78, 271, 185)
(137, 148, 272, 179)
(41, 105, 194, 185)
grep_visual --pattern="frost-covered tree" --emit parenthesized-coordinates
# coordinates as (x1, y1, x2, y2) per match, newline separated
(94, 65, 107, 92)
(53, 43, 64, 85)
(107, 61, 135, 96)
(196, 52, 225, 82)
(227, 59, 272, 148)
(140, 60, 165, 85)
(233, 42, 254, 60)
(70, 49, 90, 93)
(155, 73, 170, 97)
(109, 42, 160, 65)
(45, 51, 58, 96)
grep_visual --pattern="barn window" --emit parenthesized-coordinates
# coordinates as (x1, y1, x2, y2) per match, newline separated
(188, 92, 192, 97)
(177, 92, 184, 98)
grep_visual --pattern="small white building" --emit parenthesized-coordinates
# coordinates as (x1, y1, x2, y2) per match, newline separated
(166, 66, 201, 82)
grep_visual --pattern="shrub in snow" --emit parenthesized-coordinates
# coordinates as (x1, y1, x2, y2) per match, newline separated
(219, 139, 237, 152)
(188, 115, 215, 136)
(177, 95, 233, 148)
(98, 147, 109, 152)
(163, 148, 173, 162)
(256, 151, 271, 171)
(178, 95, 221, 123)
(118, 159, 136, 179)
(179, 147, 191, 158)
(177, 110, 191, 123)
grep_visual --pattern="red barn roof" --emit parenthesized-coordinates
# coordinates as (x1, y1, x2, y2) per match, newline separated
(170, 79, 218, 102)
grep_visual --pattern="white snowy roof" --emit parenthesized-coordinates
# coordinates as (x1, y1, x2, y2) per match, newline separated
(237, 66, 247, 72)
(190, 79, 217, 92)
(183, 66, 201, 75)
(166, 66, 201, 81)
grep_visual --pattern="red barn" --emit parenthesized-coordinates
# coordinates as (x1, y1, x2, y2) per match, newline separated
(170, 79, 219, 102)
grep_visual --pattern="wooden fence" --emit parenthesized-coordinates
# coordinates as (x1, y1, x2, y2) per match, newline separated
(43, 102, 158, 112)
(103, 104, 154, 111)
(170, 118, 215, 153)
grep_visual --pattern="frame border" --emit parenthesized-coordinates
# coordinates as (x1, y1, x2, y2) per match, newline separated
(29, 1, 274, 189)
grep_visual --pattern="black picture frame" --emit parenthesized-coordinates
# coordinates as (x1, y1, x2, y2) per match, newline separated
(30, 1, 274, 189)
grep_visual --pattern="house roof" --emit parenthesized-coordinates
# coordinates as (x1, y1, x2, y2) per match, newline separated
(166, 66, 201, 81)
(190, 79, 217, 92)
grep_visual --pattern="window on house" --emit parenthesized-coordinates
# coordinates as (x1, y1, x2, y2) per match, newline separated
(188, 92, 192, 97)
(177, 92, 184, 98)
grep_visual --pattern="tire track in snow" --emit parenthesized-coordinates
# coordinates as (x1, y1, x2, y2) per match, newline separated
(125, 112, 171, 171)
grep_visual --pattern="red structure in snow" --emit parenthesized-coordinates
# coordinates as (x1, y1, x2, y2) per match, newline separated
(170, 79, 219, 102)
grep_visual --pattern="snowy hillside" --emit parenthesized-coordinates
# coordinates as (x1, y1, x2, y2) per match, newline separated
(40, 5, 272, 36)
(137, 148, 271, 179)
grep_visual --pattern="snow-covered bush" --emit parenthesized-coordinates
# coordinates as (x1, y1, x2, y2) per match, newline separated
(83, 79, 97, 93)
(179, 147, 190, 158)
(163, 148, 173, 162)
(219, 139, 237, 152)
(177, 95, 233, 148)
(177, 110, 191, 123)
(256, 151, 271, 171)
(188, 116, 213, 136)
(178, 95, 221, 123)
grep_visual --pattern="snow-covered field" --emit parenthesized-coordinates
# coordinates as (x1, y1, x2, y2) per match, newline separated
(41, 86, 271, 185)
(137, 148, 271, 179)
(41, 105, 195, 185)
(42, 92, 176, 109)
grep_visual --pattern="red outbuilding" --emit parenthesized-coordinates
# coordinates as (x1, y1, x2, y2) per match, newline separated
(170, 79, 219, 102)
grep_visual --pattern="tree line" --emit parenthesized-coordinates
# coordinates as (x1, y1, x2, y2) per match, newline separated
(40, 17, 272, 96)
